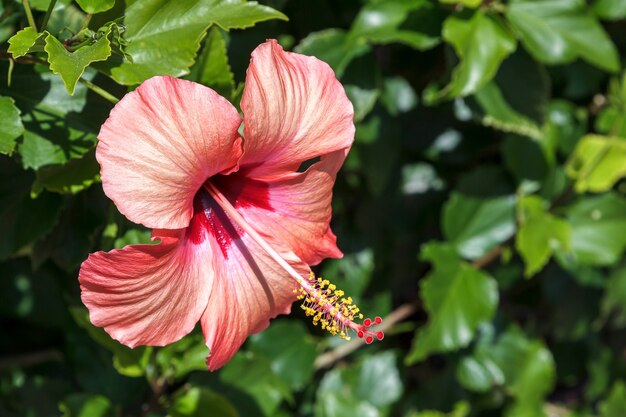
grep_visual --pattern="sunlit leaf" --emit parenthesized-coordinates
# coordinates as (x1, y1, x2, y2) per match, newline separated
(349, 0, 439, 50)
(7, 26, 45, 58)
(507, 0, 619, 72)
(0, 96, 24, 155)
(45, 30, 112, 95)
(187, 26, 235, 99)
(75, 0, 115, 14)
(436, 11, 516, 99)
(407, 243, 498, 363)
(169, 387, 238, 417)
(443, 192, 516, 260)
(59, 394, 114, 417)
(516, 195, 570, 277)
(248, 320, 317, 390)
(566, 135, 626, 193)
(102, 0, 287, 85)
(561, 193, 626, 268)
(295, 29, 370, 77)
(600, 381, 626, 417)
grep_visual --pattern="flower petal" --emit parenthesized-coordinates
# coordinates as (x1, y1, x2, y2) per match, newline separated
(215, 149, 347, 266)
(79, 232, 212, 348)
(240, 39, 354, 177)
(190, 189, 307, 370)
(97, 76, 243, 229)
(201, 237, 306, 370)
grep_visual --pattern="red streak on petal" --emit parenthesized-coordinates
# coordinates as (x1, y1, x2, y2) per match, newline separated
(186, 174, 272, 257)
(187, 188, 238, 257)
(213, 174, 272, 211)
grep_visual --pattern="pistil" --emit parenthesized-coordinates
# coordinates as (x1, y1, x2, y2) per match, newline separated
(203, 181, 383, 343)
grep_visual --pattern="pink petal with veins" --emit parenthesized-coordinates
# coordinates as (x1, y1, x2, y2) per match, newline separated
(187, 187, 308, 370)
(79, 231, 213, 348)
(240, 39, 354, 177)
(219, 149, 348, 266)
(97, 76, 243, 230)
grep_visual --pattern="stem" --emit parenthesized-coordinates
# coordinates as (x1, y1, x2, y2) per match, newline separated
(40, 0, 57, 32)
(22, 0, 38, 31)
(80, 13, 93, 32)
(79, 78, 119, 104)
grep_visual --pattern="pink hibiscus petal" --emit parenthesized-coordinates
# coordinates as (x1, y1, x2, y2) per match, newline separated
(215, 149, 347, 266)
(240, 39, 354, 177)
(97, 76, 243, 229)
(79, 232, 213, 348)
(190, 199, 308, 370)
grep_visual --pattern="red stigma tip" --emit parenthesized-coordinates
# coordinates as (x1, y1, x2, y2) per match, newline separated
(377, 332, 384, 340)
(365, 336, 373, 344)
(375, 316, 382, 324)
(363, 318, 372, 327)
(357, 330, 364, 338)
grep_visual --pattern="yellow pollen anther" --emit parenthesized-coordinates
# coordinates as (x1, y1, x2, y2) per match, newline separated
(294, 273, 383, 343)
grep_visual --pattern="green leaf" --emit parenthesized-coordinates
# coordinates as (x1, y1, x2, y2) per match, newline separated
(220, 352, 292, 417)
(0, 157, 63, 260)
(380, 76, 418, 116)
(600, 381, 626, 417)
(355, 352, 403, 407)
(437, 11, 516, 99)
(401, 162, 445, 194)
(593, 0, 626, 20)
(32, 149, 100, 195)
(0, 96, 24, 155)
(348, 0, 440, 50)
(187, 27, 235, 99)
(320, 249, 375, 300)
(516, 195, 571, 277)
(440, 0, 482, 7)
(316, 351, 403, 417)
(59, 393, 114, 417)
(248, 320, 317, 390)
(443, 192, 516, 260)
(1, 64, 105, 169)
(70, 307, 152, 377)
(155, 333, 207, 380)
(169, 387, 238, 417)
(45, 31, 112, 95)
(407, 402, 470, 417)
(601, 265, 626, 326)
(295, 29, 370, 77)
(406, 243, 498, 363)
(474, 82, 542, 139)
(7, 26, 45, 58)
(458, 327, 555, 412)
(566, 135, 626, 193)
(545, 100, 587, 155)
(113, 228, 153, 249)
(345, 85, 379, 122)
(103, 0, 287, 85)
(46, 2, 86, 35)
(506, 0, 620, 72)
(566, 193, 626, 266)
(75, 0, 115, 14)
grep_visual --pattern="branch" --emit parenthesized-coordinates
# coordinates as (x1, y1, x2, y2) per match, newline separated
(471, 245, 504, 269)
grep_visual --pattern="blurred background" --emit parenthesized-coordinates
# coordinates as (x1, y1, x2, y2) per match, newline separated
(2, 0, 626, 416)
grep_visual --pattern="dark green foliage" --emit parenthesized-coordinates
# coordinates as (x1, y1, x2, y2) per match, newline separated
(2, 0, 626, 416)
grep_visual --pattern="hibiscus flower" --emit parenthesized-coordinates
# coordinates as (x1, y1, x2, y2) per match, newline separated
(79, 39, 382, 370)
